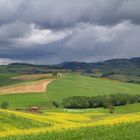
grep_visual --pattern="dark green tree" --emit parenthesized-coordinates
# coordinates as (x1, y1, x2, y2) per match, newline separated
(1, 101, 9, 109)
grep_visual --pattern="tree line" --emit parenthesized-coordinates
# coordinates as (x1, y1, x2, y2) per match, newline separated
(63, 94, 140, 109)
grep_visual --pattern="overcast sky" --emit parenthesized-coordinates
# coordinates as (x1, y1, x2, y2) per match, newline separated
(0, 0, 140, 64)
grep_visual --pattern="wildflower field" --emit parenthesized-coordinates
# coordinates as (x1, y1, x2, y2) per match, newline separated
(0, 108, 140, 140)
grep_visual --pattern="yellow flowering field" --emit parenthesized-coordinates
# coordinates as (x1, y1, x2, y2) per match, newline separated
(0, 109, 140, 140)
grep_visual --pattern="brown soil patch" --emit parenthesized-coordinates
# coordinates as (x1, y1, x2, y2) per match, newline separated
(11, 74, 53, 80)
(0, 79, 53, 95)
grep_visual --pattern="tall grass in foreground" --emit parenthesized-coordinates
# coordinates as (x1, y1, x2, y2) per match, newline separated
(0, 123, 139, 140)
(0, 109, 140, 140)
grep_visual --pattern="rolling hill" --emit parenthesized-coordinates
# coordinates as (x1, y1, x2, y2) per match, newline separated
(0, 72, 140, 140)
(0, 73, 140, 109)
(47, 73, 140, 102)
(0, 57, 139, 83)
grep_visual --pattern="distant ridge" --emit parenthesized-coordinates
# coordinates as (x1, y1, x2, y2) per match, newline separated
(0, 57, 139, 83)
(54, 57, 140, 69)
(9, 57, 140, 67)
(9, 63, 34, 66)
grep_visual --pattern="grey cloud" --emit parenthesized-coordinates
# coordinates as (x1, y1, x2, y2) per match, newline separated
(1, 0, 140, 28)
(0, 22, 30, 40)
(20, 0, 140, 28)
(46, 22, 140, 63)
(26, 0, 140, 28)
(0, 0, 23, 25)
(0, 0, 140, 64)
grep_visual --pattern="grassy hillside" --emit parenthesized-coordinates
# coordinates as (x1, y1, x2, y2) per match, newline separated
(0, 73, 140, 109)
(0, 93, 50, 109)
(0, 74, 23, 87)
(0, 72, 139, 140)
(47, 73, 140, 102)
(0, 57, 140, 84)
(0, 73, 55, 109)
(0, 73, 43, 87)
(107, 74, 140, 83)
(115, 103, 140, 113)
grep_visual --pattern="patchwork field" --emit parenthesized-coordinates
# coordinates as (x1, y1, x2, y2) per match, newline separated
(0, 73, 140, 108)
(0, 74, 26, 87)
(0, 79, 53, 95)
(0, 73, 140, 140)
(11, 73, 53, 80)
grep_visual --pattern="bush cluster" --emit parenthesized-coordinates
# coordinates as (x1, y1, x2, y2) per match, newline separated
(63, 94, 140, 109)
(52, 101, 59, 107)
(1, 101, 9, 109)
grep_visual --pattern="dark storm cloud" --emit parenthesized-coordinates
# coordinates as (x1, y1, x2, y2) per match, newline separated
(0, 0, 140, 64)
(1, 0, 140, 28)
(14, 0, 140, 28)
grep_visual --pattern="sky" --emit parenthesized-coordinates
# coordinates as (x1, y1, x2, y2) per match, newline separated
(0, 0, 140, 65)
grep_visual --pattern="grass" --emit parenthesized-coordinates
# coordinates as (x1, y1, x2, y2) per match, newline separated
(107, 74, 140, 83)
(0, 74, 20, 87)
(0, 73, 54, 88)
(0, 107, 140, 140)
(0, 73, 140, 110)
(0, 93, 50, 109)
(4, 123, 139, 140)
(42, 103, 140, 115)
(47, 73, 140, 102)
(0, 111, 48, 129)
(115, 103, 140, 113)
(0, 74, 33, 87)
(0, 72, 140, 140)
(0, 73, 139, 139)
(0, 73, 55, 109)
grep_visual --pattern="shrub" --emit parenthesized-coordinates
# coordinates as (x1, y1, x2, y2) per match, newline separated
(88, 96, 104, 108)
(52, 101, 59, 107)
(110, 94, 128, 106)
(108, 104, 115, 113)
(63, 96, 90, 109)
(1, 101, 9, 109)
(52, 72, 58, 76)
(102, 96, 113, 108)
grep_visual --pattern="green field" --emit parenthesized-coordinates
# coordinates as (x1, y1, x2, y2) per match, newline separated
(0, 104, 140, 140)
(0, 93, 52, 109)
(0, 73, 140, 140)
(107, 74, 140, 83)
(115, 103, 140, 113)
(47, 73, 140, 102)
(0, 73, 140, 109)
(0, 74, 33, 87)
(61, 103, 140, 114)
(4, 123, 138, 140)
(0, 74, 20, 87)
(0, 73, 53, 109)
